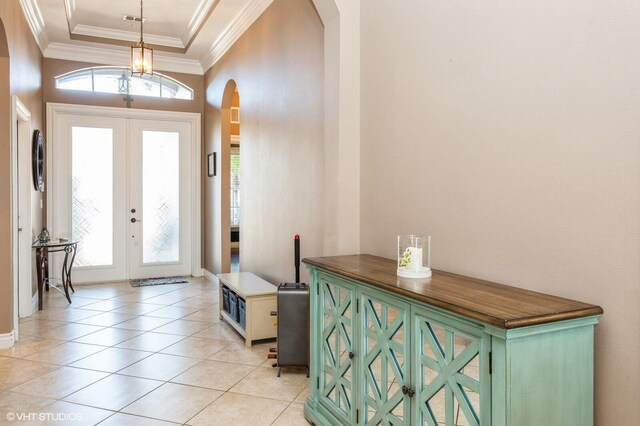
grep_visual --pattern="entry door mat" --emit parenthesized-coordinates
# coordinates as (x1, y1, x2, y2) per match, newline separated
(130, 277, 189, 287)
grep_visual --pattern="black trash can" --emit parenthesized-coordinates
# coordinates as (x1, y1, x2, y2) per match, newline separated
(276, 282, 309, 377)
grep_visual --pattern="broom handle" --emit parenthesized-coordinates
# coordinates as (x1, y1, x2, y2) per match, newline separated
(295, 235, 300, 283)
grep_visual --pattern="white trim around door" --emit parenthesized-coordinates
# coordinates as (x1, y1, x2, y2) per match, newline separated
(11, 95, 33, 340)
(46, 103, 202, 283)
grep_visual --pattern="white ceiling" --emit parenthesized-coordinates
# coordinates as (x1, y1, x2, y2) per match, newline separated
(20, 0, 275, 74)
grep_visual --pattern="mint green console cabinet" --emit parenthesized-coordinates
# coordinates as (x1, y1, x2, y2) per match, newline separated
(359, 285, 411, 424)
(316, 272, 357, 424)
(411, 304, 491, 425)
(303, 255, 603, 426)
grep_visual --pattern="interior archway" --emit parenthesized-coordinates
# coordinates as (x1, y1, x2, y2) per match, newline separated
(204, 0, 359, 276)
(229, 89, 240, 272)
(220, 79, 238, 273)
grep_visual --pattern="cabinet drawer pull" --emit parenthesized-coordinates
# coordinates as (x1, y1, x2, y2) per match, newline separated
(348, 352, 355, 359)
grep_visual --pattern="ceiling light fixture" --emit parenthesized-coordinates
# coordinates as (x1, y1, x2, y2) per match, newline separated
(130, 0, 153, 76)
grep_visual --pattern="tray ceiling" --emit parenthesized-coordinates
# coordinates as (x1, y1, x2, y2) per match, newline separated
(20, 0, 274, 74)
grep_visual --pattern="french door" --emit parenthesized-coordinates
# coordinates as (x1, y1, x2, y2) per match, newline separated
(128, 120, 192, 279)
(49, 105, 200, 283)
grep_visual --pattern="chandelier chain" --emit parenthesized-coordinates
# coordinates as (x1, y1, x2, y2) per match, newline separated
(140, 0, 144, 43)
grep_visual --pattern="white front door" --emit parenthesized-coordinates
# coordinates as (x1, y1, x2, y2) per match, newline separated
(50, 107, 199, 283)
(52, 114, 128, 283)
(128, 120, 192, 279)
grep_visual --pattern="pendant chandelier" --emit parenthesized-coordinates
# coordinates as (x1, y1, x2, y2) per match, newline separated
(130, 0, 153, 76)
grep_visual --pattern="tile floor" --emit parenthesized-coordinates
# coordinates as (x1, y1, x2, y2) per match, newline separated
(0, 278, 310, 426)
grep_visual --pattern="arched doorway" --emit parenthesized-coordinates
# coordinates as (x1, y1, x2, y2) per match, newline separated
(229, 88, 240, 272)
(220, 80, 239, 273)
(206, 0, 358, 275)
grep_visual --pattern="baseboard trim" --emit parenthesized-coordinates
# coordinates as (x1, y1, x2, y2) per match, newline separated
(30, 292, 38, 315)
(202, 268, 218, 285)
(0, 330, 15, 349)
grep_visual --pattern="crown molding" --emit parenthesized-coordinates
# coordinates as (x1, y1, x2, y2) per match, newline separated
(200, 0, 273, 72)
(23, 0, 266, 75)
(44, 42, 204, 75)
(63, 0, 76, 30)
(63, 0, 214, 50)
(153, 54, 204, 75)
(19, 0, 49, 52)
(182, 0, 217, 47)
(72, 24, 185, 49)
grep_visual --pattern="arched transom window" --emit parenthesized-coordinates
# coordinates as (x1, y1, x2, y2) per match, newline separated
(55, 66, 194, 100)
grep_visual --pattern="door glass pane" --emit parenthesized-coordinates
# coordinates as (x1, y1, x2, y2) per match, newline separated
(142, 130, 180, 263)
(72, 127, 113, 266)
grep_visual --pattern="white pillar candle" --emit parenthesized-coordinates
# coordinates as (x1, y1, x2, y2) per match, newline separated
(408, 247, 422, 270)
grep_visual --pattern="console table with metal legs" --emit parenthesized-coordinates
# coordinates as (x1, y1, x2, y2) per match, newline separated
(32, 239, 78, 310)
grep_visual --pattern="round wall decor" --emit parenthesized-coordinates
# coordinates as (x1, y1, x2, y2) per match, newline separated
(32, 130, 45, 192)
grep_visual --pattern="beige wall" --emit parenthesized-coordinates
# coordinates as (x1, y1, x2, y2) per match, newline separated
(204, 0, 323, 284)
(360, 0, 640, 424)
(0, 0, 43, 334)
(43, 58, 204, 115)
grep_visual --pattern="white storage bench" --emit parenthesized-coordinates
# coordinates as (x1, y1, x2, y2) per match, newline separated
(217, 272, 277, 347)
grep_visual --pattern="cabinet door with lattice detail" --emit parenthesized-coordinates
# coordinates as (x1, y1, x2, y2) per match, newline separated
(317, 274, 357, 424)
(412, 307, 491, 426)
(359, 288, 411, 425)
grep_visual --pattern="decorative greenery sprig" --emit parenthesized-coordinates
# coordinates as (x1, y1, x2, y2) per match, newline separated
(399, 248, 412, 267)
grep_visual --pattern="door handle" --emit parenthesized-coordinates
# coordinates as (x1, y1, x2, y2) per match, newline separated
(131, 218, 141, 223)
(18, 227, 23, 232)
